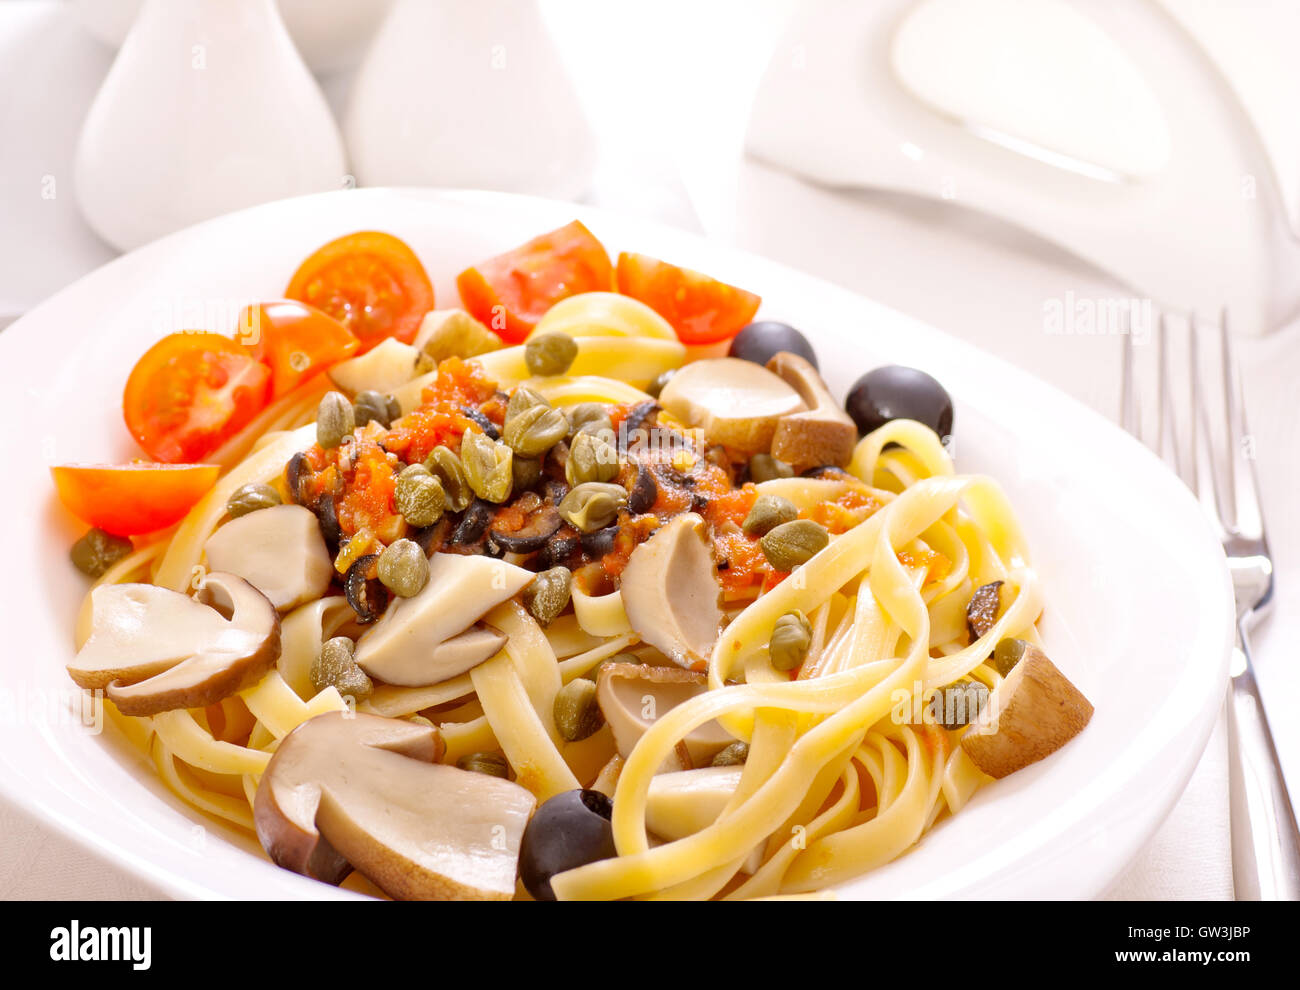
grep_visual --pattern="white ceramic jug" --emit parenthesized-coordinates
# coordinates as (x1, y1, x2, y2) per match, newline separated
(73, 0, 347, 251)
(343, 0, 595, 199)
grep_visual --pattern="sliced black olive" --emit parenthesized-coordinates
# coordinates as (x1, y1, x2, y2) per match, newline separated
(620, 400, 660, 442)
(344, 553, 389, 624)
(966, 580, 1004, 641)
(313, 495, 342, 556)
(460, 406, 500, 440)
(536, 533, 581, 570)
(518, 789, 617, 901)
(449, 499, 495, 546)
(412, 516, 452, 555)
(580, 524, 618, 558)
(845, 365, 954, 439)
(540, 477, 569, 505)
(690, 492, 709, 513)
(626, 463, 657, 514)
(488, 503, 564, 554)
(285, 452, 313, 505)
(729, 321, 819, 370)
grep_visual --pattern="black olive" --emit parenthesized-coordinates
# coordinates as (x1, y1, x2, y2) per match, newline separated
(580, 524, 618, 557)
(620, 400, 660, 445)
(412, 516, 451, 555)
(966, 580, 1003, 641)
(344, 553, 389, 623)
(626, 463, 657, 514)
(286, 452, 313, 505)
(845, 365, 954, 439)
(540, 477, 569, 505)
(460, 406, 500, 440)
(313, 495, 342, 555)
(728, 321, 819, 370)
(690, 492, 709, 513)
(536, 533, 581, 570)
(449, 499, 495, 546)
(518, 789, 617, 901)
(488, 504, 564, 554)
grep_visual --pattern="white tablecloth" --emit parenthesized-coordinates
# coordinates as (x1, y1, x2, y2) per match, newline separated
(4, 0, 1295, 900)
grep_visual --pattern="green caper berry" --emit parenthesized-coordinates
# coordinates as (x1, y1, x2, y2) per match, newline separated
(457, 751, 510, 779)
(503, 402, 569, 458)
(512, 455, 543, 492)
(583, 651, 640, 681)
(225, 482, 281, 519)
(460, 429, 513, 503)
(933, 677, 989, 729)
(376, 538, 429, 598)
(769, 610, 812, 671)
(566, 402, 613, 439)
(749, 453, 794, 482)
(394, 464, 445, 527)
(711, 742, 750, 767)
(69, 527, 134, 578)
(316, 390, 355, 449)
(311, 636, 373, 701)
(553, 678, 605, 742)
(991, 638, 1028, 677)
(506, 385, 550, 421)
(760, 519, 829, 571)
(558, 482, 626, 533)
(425, 446, 472, 512)
(522, 566, 571, 626)
(565, 430, 620, 487)
(353, 389, 399, 429)
(742, 493, 798, 536)
(646, 369, 676, 399)
(525, 332, 579, 377)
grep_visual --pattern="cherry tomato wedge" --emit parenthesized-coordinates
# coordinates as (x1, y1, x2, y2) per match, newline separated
(456, 220, 613, 344)
(285, 231, 434, 351)
(52, 463, 220, 536)
(239, 299, 359, 398)
(615, 252, 761, 345)
(124, 332, 272, 464)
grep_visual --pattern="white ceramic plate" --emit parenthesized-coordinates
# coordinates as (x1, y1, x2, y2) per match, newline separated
(0, 188, 1234, 900)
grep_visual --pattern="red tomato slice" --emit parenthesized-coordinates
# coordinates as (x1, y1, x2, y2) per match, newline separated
(615, 252, 761, 345)
(123, 332, 272, 464)
(239, 299, 359, 398)
(456, 220, 614, 344)
(285, 231, 434, 351)
(52, 463, 220, 536)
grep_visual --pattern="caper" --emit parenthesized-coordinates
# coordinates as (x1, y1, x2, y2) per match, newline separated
(69, 527, 133, 578)
(565, 430, 620, 486)
(646, 369, 676, 399)
(503, 403, 569, 458)
(566, 402, 613, 439)
(749, 453, 794, 482)
(224, 482, 281, 519)
(525, 331, 579, 377)
(512, 455, 543, 492)
(991, 637, 1028, 677)
(760, 519, 829, 571)
(425, 445, 472, 512)
(310, 636, 373, 701)
(457, 751, 510, 778)
(933, 677, 989, 729)
(460, 429, 513, 503)
(316, 390, 355, 449)
(523, 566, 571, 626)
(558, 482, 626, 533)
(353, 389, 400, 429)
(553, 678, 604, 741)
(394, 464, 445, 527)
(376, 538, 429, 597)
(711, 742, 750, 767)
(583, 651, 640, 681)
(506, 385, 550, 421)
(742, 493, 798, 536)
(769, 610, 812, 670)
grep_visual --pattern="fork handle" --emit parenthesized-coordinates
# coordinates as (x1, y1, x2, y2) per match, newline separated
(1227, 621, 1300, 900)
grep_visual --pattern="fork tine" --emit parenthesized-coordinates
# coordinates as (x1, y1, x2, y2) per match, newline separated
(1120, 309, 1140, 438)
(1156, 313, 1182, 476)
(1189, 313, 1227, 538)
(1220, 309, 1265, 540)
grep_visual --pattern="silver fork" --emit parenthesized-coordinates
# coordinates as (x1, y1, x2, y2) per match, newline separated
(1122, 309, 1300, 900)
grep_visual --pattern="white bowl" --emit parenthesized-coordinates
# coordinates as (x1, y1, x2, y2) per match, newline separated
(0, 188, 1234, 899)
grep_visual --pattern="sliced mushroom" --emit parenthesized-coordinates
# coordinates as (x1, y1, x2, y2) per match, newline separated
(203, 504, 334, 613)
(959, 643, 1093, 778)
(327, 337, 422, 397)
(354, 553, 532, 686)
(619, 513, 721, 670)
(68, 572, 280, 716)
(657, 357, 806, 454)
(966, 580, 1004, 640)
(595, 663, 734, 770)
(765, 352, 857, 470)
(254, 711, 535, 900)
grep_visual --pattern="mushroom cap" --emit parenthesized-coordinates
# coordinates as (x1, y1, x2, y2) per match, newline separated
(658, 357, 806, 453)
(595, 662, 735, 770)
(765, 351, 858, 471)
(68, 572, 281, 716)
(203, 504, 334, 612)
(254, 711, 536, 900)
